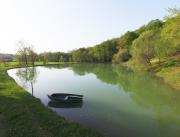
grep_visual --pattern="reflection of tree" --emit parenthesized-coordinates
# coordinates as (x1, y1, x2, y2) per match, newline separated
(43, 64, 70, 70)
(68, 64, 180, 136)
(16, 67, 38, 96)
(112, 65, 180, 136)
(33, 63, 180, 134)
(70, 64, 118, 84)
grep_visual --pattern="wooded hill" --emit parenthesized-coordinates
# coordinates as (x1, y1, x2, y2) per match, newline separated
(16, 8, 180, 70)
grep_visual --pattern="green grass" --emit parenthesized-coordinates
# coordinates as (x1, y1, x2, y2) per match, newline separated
(0, 62, 102, 137)
(125, 56, 180, 91)
(156, 66, 180, 91)
(150, 56, 180, 91)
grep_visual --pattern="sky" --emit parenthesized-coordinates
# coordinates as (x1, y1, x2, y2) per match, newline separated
(0, 0, 180, 54)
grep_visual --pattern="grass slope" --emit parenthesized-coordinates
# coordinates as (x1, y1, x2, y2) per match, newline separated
(149, 56, 180, 91)
(0, 62, 102, 137)
(156, 66, 180, 91)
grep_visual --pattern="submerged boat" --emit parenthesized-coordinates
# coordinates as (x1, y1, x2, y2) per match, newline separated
(47, 93, 83, 103)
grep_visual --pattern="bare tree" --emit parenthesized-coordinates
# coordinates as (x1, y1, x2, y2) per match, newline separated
(15, 40, 37, 66)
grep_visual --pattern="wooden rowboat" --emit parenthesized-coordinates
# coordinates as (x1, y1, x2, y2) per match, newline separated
(47, 93, 83, 103)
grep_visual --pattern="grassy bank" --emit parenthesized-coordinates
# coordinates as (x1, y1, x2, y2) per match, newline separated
(151, 57, 180, 91)
(156, 66, 180, 91)
(124, 56, 180, 91)
(0, 62, 102, 137)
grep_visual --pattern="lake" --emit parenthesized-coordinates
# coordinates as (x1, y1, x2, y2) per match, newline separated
(8, 64, 180, 137)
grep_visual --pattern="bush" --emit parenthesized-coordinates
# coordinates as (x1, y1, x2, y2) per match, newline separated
(113, 49, 131, 63)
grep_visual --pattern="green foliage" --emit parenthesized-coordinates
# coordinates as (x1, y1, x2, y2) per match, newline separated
(33, 8, 179, 70)
(161, 14, 180, 55)
(117, 31, 138, 50)
(15, 41, 38, 66)
(145, 19, 164, 31)
(164, 7, 180, 20)
(135, 19, 164, 35)
(129, 13, 179, 69)
(113, 49, 131, 63)
(154, 38, 172, 65)
(112, 31, 138, 63)
(92, 39, 118, 62)
(131, 30, 159, 68)
(72, 48, 93, 62)
(38, 52, 71, 63)
(71, 39, 118, 63)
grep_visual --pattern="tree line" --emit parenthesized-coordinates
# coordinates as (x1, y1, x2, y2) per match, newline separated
(15, 39, 119, 65)
(113, 8, 180, 69)
(15, 8, 180, 69)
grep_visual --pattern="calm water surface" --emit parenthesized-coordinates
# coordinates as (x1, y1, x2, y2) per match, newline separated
(8, 64, 180, 137)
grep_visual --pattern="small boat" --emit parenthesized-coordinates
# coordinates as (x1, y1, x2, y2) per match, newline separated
(47, 93, 83, 103)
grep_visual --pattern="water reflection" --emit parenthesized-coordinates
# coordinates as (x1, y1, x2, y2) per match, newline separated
(8, 64, 180, 137)
(70, 64, 180, 136)
(48, 100, 83, 108)
(16, 67, 38, 96)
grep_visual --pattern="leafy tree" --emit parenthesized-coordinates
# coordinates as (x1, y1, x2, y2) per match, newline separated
(145, 19, 164, 31)
(161, 14, 180, 55)
(44, 52, 50, 64)
(38, 52, 71, 63)
(92, 39, 118, 62)
(131, 30, 159, 68)
(154, 38, 172, 66)
(164, 7, 180, 20)
(113, 31, 138, 63)
(117, 31, 138, 50)
(72, 48, 92, 62)
(135, 19, 164, 35)
(15, 41, 37, 66)
(113, 49, 131, 63)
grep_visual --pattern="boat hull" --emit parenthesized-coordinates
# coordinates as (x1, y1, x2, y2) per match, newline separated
(47, 93, 83, 104)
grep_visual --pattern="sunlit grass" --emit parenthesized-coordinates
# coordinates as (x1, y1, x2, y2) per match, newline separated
(156, 66, 180, 91)
(150, 56, 180, 91)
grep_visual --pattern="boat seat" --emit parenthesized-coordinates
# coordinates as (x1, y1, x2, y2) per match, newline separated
(64, 96, 69, 100)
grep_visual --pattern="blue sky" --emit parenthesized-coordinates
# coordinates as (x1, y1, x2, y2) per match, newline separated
(0, 0, 180, 53)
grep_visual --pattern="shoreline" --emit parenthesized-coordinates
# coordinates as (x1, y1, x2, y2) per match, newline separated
(0, 61, 179, 136)
(0, 62, 102, 137)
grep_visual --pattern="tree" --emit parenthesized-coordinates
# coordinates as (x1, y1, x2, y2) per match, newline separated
(117, 31, 138, 51)
(28, 47, 37, 66)
(43, 52, 49, 65)
(154, 38, 172, 66)
(164, 7, 180, 20)
(113, 49, 131, 63)
(72, 48, 93, 62)
(131, 30, 159, 68)
(113, 31, 138, 63)
(15, 41, 37, 66)
(38, 52, 71, 63)
(161, 13, 180, 55)
(135, 19, 164, 35)
(59, 55, 64, 62)
(92, 39, 118, 62)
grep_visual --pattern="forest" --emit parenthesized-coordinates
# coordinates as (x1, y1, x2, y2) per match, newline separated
(14, 8, 180, 71)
